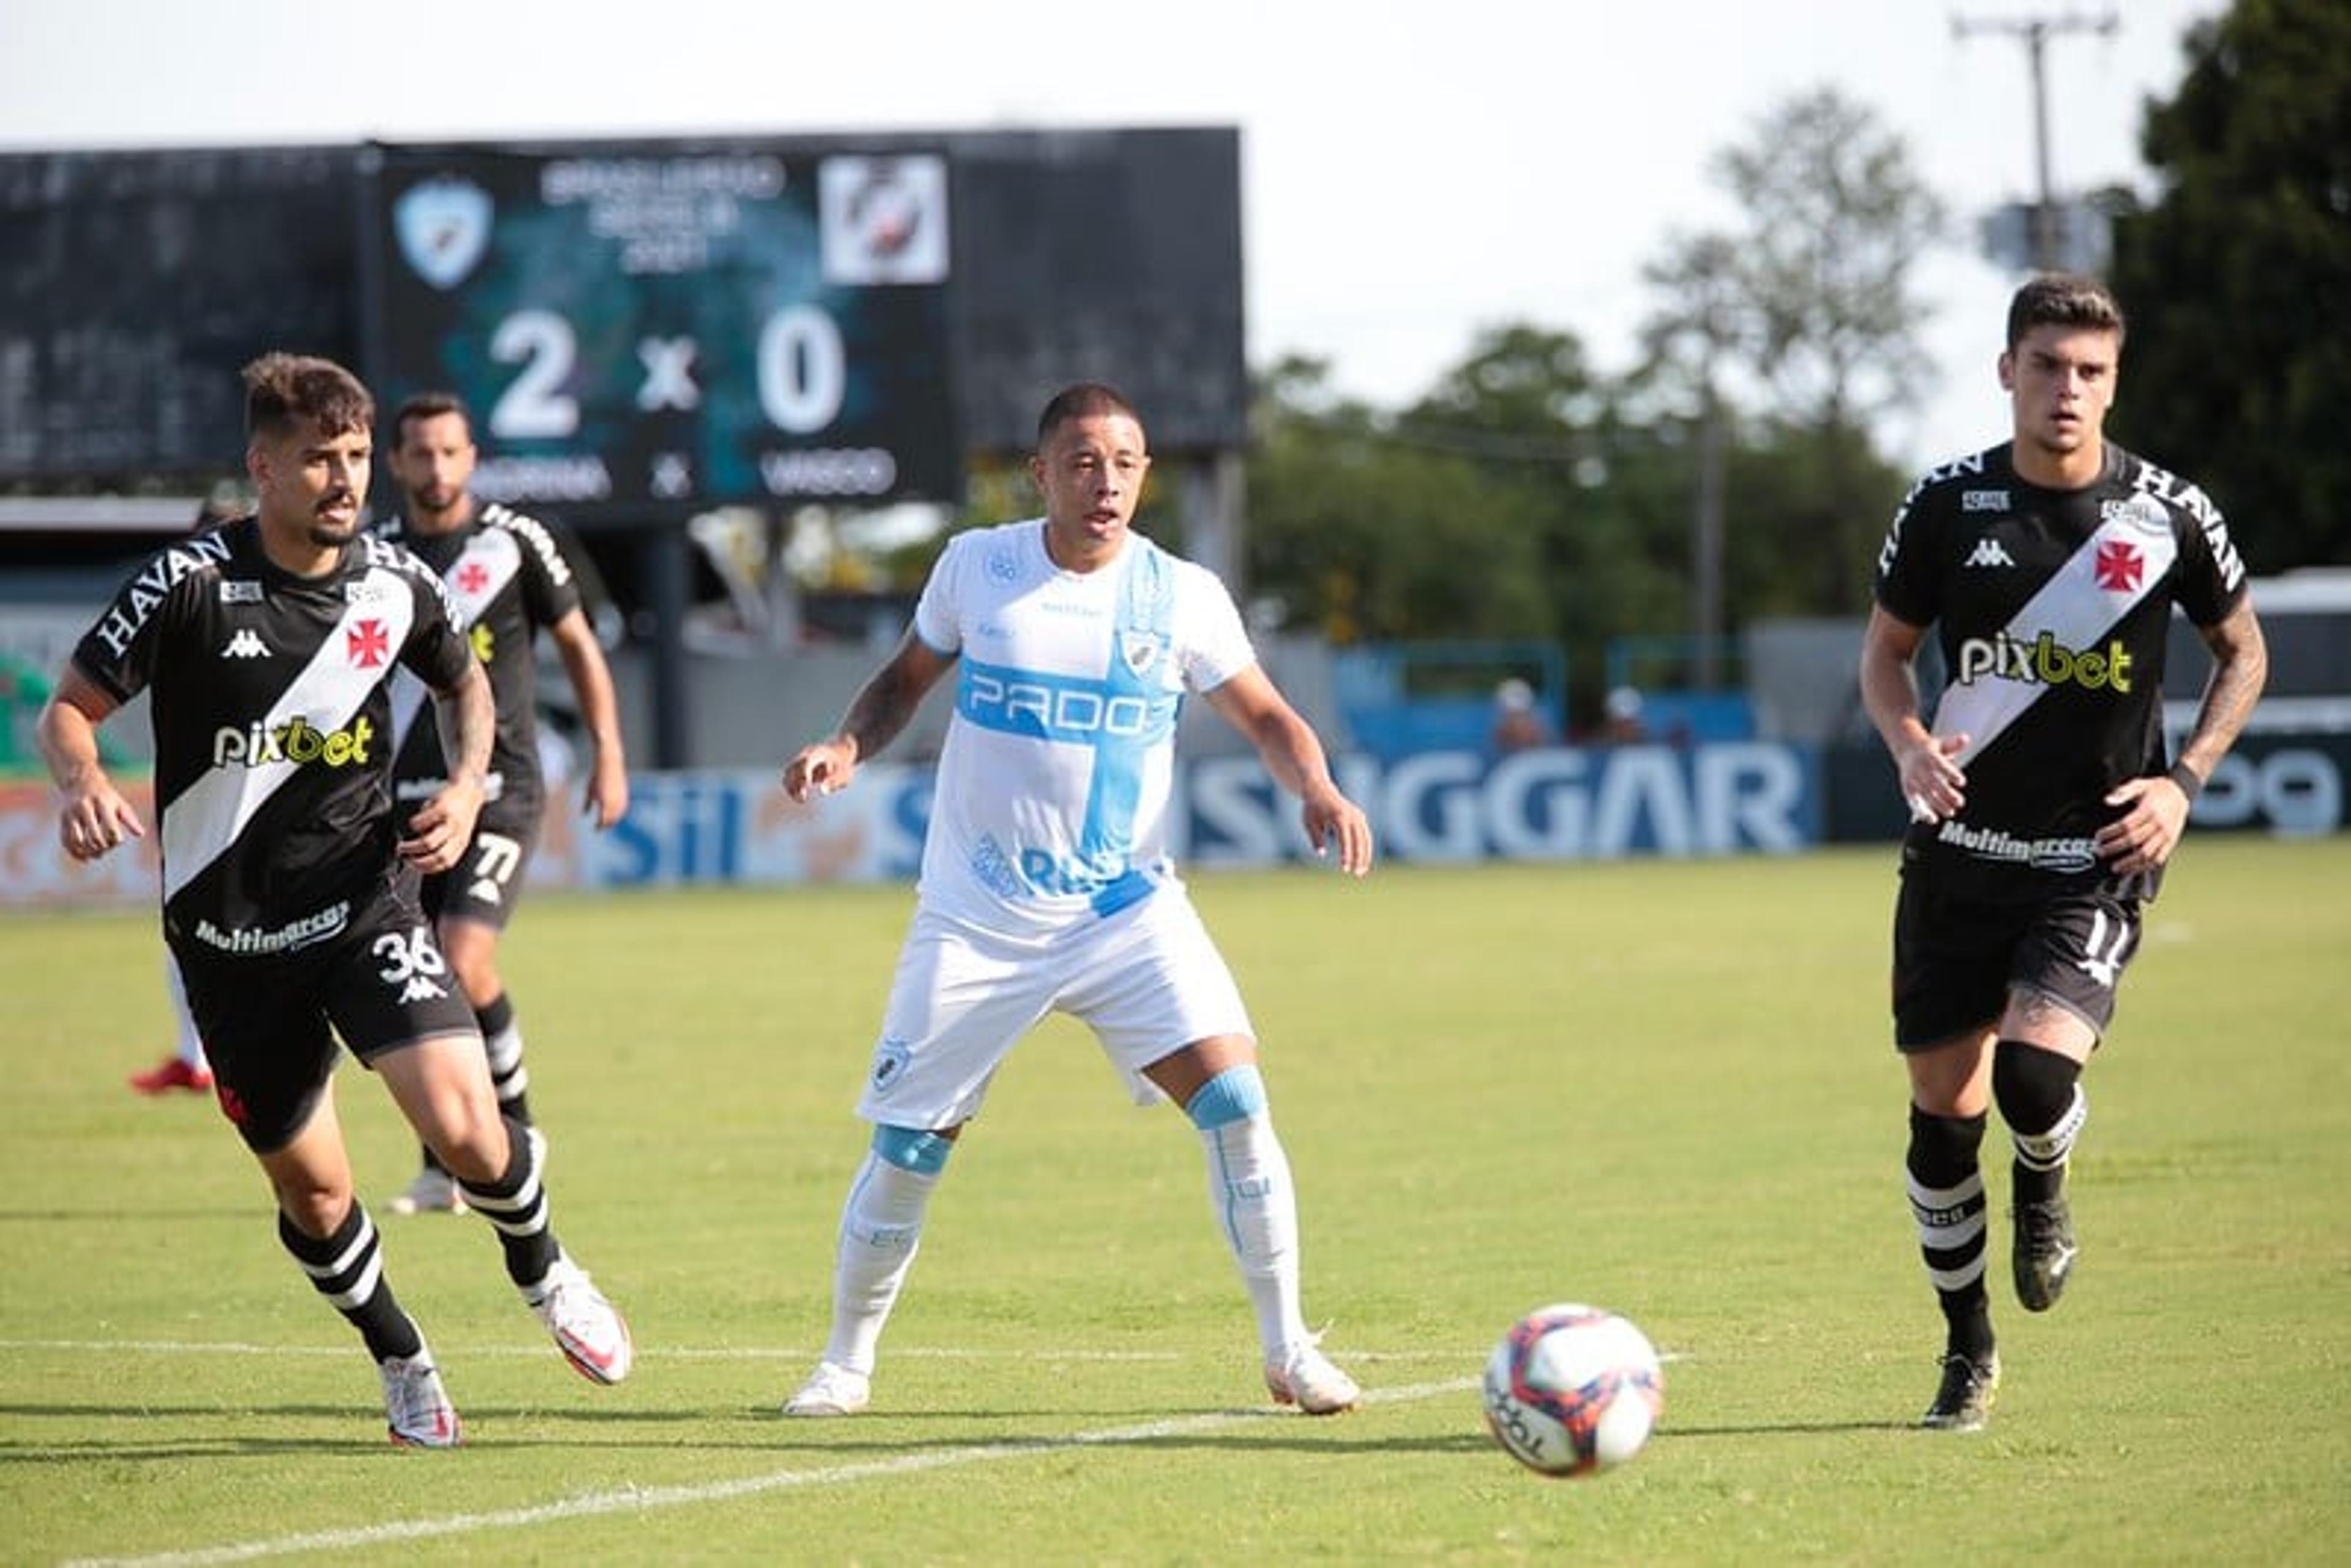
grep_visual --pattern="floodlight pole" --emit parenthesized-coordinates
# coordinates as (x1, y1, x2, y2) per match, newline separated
(1951, 9, 2121, 269)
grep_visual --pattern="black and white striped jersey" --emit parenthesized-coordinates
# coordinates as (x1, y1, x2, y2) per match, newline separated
(70, 517, 475, 947)
(376, 503, 583, 822)
(1874, 440, 2249, 898)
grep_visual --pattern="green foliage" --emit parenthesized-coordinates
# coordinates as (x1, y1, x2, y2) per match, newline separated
(2107, 0, 2351, 571)
(1249, 356, 1559, 647)
(1671, 88, 1948, 433)
(4, 839, 2347, 1562)
(1244, 90, 1932, 719)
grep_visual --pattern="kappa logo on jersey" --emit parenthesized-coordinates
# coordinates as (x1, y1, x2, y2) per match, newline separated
(2094, 539, 2145, 593)
(220, 629, 271, 659)
(1964, 538, 2017, 569)
(347, 619, 391, 669)
(1962, 490, 2011, 513)
(373, 925, 452, 1003)
(1954, 631, 2134, 692)
(212, 715, 377, 769)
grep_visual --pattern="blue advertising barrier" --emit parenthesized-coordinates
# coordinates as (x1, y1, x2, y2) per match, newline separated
(559, 740, 1821, 891)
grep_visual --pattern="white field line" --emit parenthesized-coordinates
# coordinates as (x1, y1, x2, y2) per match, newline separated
(0, 1338, 1480, 1363)
(59, 1375, 1482, 1568)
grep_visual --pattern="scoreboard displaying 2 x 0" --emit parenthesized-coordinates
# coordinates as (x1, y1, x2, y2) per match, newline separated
(363, 141, 959, 514)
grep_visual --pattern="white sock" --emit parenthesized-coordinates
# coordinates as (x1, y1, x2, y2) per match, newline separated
(1199, 1112, 1310, 1360)
(823, 1150, 939, 1375)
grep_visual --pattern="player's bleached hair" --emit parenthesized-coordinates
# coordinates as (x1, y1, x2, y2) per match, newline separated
(1037, 381, 1142, 448)
(394, 389, 476, 446)
(2006, 273, 2127, 351)
(242, 353, 373, 441)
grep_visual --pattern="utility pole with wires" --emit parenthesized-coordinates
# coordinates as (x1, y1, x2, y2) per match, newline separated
(1951, 9, 2121, 270)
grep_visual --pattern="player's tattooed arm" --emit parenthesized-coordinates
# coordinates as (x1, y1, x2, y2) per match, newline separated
(782, 629, 955, 802)
(2100, 599, 2268, 876)
(2172, 598, 2269, 790)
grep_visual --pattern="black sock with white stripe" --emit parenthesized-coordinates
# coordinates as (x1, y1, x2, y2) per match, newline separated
(1907, 1105, 1995, 1363)
(478, 992, 533, 1127)
(278, 1202, 424, 1363)
(1994, 1040, 2086, 1208)
(456, 1115, 560, 1288)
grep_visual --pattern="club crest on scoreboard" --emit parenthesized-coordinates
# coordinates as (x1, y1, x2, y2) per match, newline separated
(396, 177, 494, 291)
(820, 155, 950, 286)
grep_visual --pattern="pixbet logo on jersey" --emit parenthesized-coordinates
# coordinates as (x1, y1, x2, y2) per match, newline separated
(1954, 631, 2134, 692)
(211, 716, 377, 769)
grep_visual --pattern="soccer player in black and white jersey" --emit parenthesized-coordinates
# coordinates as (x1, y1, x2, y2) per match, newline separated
(1860, 275, 2269, 1432)
(37, 353, 632, 1448)
(374, 392, 629, 1218)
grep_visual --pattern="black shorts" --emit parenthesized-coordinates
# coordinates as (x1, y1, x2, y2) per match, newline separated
(1890, 876, 2143, 1050)
(171, 874, 481, 1153)
(420, 801, 542, 932)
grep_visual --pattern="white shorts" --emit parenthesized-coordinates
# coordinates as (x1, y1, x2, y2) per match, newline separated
(853, 888, 1254, 1128)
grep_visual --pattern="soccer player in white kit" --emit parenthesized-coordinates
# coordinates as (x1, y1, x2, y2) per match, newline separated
(778, 382, 1375, 1417)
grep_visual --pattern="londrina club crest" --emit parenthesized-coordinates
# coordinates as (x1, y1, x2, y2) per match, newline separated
(1120, 631, 1164, 677)
(395, 177, 493, 291)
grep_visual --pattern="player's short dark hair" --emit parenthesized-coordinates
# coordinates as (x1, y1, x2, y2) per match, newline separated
(2006, 273, 2126, 351)
(242, 353, 373, 441)
(1037, 381, 1142, 449)
(394, 389, 475, 446)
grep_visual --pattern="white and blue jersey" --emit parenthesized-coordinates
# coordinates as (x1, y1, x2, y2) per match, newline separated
(912, 519, 1255, 939)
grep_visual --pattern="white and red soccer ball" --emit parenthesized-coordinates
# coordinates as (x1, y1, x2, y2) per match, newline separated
(1481, 1303, 1663, 1477)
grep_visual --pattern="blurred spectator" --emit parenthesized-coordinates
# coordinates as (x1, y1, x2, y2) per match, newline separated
(1490, 678, 1551, 753)
(1600, 686, 1649, 745)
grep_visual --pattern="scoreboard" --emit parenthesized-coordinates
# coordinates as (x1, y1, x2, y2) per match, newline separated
(363, 142, 959, 514)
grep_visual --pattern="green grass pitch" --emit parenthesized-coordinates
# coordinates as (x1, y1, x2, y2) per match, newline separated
(3, 837, 2345, 1562)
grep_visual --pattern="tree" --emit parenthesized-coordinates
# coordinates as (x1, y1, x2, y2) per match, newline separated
(2107, 0, 2351, 571)
(1248, 340, 1690, 723)
(1243, 92, 1942, 724)
(1640, 88, 1944, 613)
(1247, 355, 1557, 647)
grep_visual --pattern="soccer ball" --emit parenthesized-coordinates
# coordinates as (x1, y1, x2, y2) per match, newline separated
(1481, 1303, 1663, 1477)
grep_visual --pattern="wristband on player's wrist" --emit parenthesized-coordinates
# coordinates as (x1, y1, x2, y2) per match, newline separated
(2167, 760, 2204, 801)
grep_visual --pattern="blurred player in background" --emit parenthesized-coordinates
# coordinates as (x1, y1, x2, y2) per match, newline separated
(38, 353, 631, 1446)
(126, 484, 251, 1096)
(374, 392, 629, 1216)
(1860, 274, 2267, 1433)
(778, 382, 1374, 1419)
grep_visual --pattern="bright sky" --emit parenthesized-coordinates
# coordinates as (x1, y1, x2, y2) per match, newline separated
(1, 0, 2221, 472)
